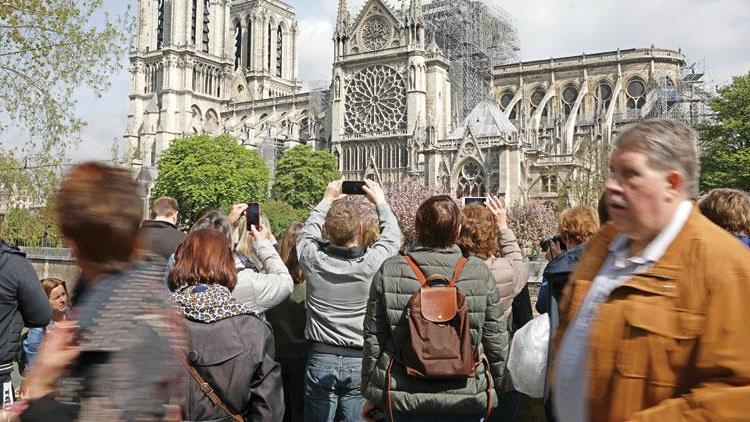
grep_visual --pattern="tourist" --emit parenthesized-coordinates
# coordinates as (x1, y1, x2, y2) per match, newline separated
(456, 197, 528, 422)
(535, 206, 600, 314)
(22, 278, 71, 370)
(362, 195, 507, 421)
(0, 238, 50, 408)
(554, 119, 750, 421)
(139, 196, 186, 259)
(297, 179, 400, 422)
(231, 211, 293, 314)
(360, 213, 381, 248)
(20, 163, 183, 420)
(267, 222, 308, 422)
(169, 228, 283, 421)
(699, 188, 750, 248)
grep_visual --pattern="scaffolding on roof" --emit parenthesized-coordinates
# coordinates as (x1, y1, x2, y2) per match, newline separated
(421, 0, 520, 123)
(647, 61, 715, 127)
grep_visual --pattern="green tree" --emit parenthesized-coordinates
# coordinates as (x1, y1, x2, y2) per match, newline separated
(260, 199, 304, 237)
(698, 71, 750, 192)
(272, 145, 340, 210)
(153, 134, 270, 226)
(1, 206, 61, 247)
(0, 0, 130, 153)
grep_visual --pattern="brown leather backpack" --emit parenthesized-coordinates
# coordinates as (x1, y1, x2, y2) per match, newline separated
(400, 254, 475, 378)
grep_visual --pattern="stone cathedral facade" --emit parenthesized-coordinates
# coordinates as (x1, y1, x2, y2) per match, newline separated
(126, 0, 698, 205)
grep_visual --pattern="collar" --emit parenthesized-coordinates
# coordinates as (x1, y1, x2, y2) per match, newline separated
(142, 219, 178, 229)
(321, 242, 366, 259)
(608, 200, 693, 266)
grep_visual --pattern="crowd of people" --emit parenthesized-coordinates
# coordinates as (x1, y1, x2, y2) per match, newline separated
(1, 118, 750, 421)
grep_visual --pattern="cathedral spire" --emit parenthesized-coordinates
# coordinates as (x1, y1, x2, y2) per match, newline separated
(409, 0, 423, 22)
(336, 0, 350, 35)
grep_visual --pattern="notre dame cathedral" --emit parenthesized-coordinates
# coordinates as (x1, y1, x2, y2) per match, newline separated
(125, 0, 708, 205)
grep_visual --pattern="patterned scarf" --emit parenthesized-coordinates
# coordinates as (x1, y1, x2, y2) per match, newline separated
(171, 283, 253, 323)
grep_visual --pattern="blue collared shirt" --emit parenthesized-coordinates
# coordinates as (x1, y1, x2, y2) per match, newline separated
(553, 201, 693, 422)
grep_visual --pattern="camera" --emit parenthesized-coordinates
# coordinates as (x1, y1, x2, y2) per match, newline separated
(539, 235, 566, 252)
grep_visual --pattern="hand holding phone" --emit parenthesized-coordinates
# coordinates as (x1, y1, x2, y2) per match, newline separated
(246, 203, 260, 229)
(342, 181, 366, 195)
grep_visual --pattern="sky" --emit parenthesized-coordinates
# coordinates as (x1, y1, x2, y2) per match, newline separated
(34, 0, 750, 163)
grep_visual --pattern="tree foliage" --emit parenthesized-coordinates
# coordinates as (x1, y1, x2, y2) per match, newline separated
(1, 205, 61, 247)
(556, 139, 608, 209)
(260, 199, 304, 237)
(272, 145, 340, 210)
(0, 0, 130, 152)
(153, 134, 270, 226)
(698, 71, 750, 192)
(384, 179, 447, 245)
(507, 199, 557, 257)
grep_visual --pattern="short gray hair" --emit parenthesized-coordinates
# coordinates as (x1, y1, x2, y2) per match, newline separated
(613, 119, 700, 198)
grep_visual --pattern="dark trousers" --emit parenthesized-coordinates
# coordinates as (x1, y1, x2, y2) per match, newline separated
(280, 356, 307, 422)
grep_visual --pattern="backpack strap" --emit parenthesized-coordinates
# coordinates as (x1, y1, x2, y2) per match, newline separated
(403, 255, 468, 288)
(449, 256, 468, 287)
(403, 255, 428, 286)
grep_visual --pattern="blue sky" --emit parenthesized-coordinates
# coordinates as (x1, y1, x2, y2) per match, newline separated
(43, 0, 750, 162)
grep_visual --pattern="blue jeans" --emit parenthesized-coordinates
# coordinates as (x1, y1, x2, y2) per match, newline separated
(304, 352, 365, 422)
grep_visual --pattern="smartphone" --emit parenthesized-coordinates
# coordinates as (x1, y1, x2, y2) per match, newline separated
(462, 196, 487, 206)
(342, 181, 366, 195)
(246, 203, 260, 229)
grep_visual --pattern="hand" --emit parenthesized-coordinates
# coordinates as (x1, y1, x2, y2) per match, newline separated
(228, 203, 248, 225)
(323, 179, 346, 204)
(362, 400, 381, 422)
(545, 239, 562, 261)
(249, 223, 273, 242)
(23, 321, 81, 400)
(486, 196, 508, 231)
(362, 179, 386, 206)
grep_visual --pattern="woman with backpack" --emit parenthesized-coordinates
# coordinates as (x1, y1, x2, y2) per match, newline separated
(362, 195, 508, 422)
(168, 228, 283, 421)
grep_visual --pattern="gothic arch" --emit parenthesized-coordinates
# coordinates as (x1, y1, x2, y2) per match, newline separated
(190, 105, 203, 133)
(205, 108, 219, 133)
(453, 158, 487, 198)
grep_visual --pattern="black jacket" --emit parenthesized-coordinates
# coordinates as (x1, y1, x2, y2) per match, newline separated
(182, 314, 284, 421)
(139, 220, 186, 260)
(0, 239, 51, 366)
(541, 242, 587, 311)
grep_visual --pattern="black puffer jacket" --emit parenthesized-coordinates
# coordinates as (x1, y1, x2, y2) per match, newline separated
(0, 240, 50, 366)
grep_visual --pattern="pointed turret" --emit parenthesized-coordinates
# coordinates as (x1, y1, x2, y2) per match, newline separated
(409, 0, 423, 23)
(336, 0, 350, 36)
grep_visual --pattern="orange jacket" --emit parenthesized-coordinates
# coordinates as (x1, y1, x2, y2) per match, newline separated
(555, 206, 750, 421)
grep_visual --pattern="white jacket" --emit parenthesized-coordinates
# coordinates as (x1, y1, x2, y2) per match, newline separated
(232, 239, 294, 314)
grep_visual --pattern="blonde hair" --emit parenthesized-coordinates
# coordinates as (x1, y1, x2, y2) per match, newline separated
(559, 206, 599, 247)
(234, 212, 272, 263)
(699, 188, 750, 236)
(360, 214, 380, 248)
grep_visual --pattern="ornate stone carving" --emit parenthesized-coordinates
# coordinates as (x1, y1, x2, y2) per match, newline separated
(361, 16, 390, 51)
(345, 65, 406, 135)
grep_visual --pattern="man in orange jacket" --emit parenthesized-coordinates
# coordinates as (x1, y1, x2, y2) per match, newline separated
(553, 119, 750, 421)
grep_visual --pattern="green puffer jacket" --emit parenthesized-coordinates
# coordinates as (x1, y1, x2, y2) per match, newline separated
(362, 244, 509, 415)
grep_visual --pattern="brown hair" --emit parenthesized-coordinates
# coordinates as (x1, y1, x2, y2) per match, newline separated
(150, 196, 179, 219)
(56, 163, 142, 274)
(324, 200, 362, 246)
(559, 206, 600, 247)
(41, 278, 68, 299)
(279, 222, 304, 284)
(457, 204, 499, 260)
(360, 214, 380, 249)
(699, 188, 750, 237)
(168, 229, 237, 292)
(415, 195, 461, 248)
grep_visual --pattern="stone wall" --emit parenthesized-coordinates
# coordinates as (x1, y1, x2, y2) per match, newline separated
(21, 247, 81, 296)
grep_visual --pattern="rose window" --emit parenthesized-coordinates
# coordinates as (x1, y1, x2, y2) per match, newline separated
(345, 65, 407, 135)
(361, 16, 390, 51)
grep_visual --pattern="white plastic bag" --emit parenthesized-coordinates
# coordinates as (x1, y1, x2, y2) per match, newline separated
(507, 313, 550, 398)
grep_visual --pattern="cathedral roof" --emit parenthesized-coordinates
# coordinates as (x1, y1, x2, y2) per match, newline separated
(448, 98, 517, 140)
